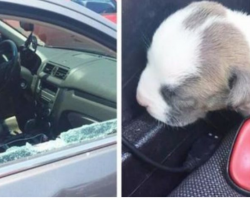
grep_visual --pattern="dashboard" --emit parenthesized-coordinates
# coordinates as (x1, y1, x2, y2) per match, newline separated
(20, 46, 117, 134)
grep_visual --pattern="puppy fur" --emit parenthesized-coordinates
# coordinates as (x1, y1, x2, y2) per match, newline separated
(137, 1, 250, 127)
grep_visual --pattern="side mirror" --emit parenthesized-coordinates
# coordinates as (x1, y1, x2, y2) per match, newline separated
(20, 22, 34, 32)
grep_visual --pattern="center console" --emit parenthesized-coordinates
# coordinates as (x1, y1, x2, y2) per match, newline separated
(36, 80, 58, 118)
(25, 79, 60, 136)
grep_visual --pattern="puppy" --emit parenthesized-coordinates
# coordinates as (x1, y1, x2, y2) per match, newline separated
(137, 1, 250, 127)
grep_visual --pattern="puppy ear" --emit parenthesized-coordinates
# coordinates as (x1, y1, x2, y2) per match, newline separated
(227, 68, 250, 116)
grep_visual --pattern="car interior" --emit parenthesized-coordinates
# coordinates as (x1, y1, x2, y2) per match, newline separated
(122, 0, 250, 197)
(0, 17, 116, 158)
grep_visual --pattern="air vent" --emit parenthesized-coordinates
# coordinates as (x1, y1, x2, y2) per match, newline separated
(54, 67, 69, 80)
(43, 63, 55, 74)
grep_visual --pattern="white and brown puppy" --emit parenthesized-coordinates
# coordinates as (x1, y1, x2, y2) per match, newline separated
(137, 1, 250, 127)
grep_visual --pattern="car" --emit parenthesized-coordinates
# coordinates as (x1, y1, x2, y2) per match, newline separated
(71, 0, 117, 23)
(0, 0, 116, 197)
(122, 0, 250, 197)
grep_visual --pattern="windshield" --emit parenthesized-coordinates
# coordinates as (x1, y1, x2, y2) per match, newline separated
(3, 19, 115, 57)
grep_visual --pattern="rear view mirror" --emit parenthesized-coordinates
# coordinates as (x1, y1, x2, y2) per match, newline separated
(20, 21, 34, 32)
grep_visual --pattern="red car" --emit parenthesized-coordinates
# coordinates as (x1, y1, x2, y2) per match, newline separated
(70, 0, 117, 24)
(102, 12, 117, 24)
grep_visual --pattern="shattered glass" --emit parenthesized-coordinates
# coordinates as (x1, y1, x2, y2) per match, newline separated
(0, 119, 116, 164)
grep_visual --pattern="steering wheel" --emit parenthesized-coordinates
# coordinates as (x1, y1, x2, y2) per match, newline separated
(0, 40, 19, 92)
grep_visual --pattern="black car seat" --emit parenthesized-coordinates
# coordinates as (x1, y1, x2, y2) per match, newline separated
(169, 127, 244, 197)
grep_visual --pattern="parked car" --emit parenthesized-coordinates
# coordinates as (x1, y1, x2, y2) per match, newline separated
(71, 0, 117, 23)
(0, 0, 116, 197)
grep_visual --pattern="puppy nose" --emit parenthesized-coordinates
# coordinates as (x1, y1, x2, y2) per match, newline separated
(136, 92, 148, 107)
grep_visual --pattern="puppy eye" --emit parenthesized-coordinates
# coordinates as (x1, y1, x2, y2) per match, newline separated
(229, 74, 237, 89)
(160, 86, 176, 101)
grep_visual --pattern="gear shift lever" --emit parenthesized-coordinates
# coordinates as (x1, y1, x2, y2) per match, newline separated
(24, 118, 37, 134)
